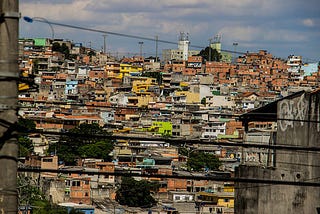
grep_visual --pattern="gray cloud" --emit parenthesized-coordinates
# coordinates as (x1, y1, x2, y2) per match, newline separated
(19, 0, 320, 60)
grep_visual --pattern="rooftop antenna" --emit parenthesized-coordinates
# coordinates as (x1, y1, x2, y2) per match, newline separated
(214, 34, 221, 43)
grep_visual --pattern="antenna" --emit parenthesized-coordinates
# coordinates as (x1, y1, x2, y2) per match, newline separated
(214, 34, 221, 43)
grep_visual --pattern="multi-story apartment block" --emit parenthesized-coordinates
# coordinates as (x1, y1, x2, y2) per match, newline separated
(162, 32, 199, 63)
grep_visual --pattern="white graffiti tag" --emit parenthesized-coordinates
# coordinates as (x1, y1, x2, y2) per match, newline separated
(296, 94, 308, 126)
(279, 94, 307, 132)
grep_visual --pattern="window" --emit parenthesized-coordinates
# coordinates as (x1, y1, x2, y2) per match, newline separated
(224, 199, 229, 202)
(72, 181, 80, 186)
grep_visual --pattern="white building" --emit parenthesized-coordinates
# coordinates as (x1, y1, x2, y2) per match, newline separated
(162, 32, 199, 63)
(201, 121, 226, 140)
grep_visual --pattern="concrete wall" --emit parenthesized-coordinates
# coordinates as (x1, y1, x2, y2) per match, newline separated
(235, 91, 320, 214)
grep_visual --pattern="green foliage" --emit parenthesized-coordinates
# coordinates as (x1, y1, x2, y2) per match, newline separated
(69, 209, 85, 214)
(52, 42, 61, 52)
(178, 147, 189, 157)
(68, 123, 108, 144)
(18, 118, 36, 132)
(187, 152, 221, 172)
(198, 47, 222, 62)
(78, 140, 113, 160)
(87, 50, 96, 57)
(17, 118, 36, 156)
(18, 176, 85, 214)
(201, 97, 206, 106)
(18, 176, 43, 204)
(116, 177, 156, 208)
(52, 42, 71, 59)
(32, 203, 69, 214)
(48, 123, 113, 165)
(18, 175, 68, 214)
(32, 59, 39, 74)
(18, 136, 34, 157)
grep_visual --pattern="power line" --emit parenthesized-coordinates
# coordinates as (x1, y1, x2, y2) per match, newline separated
(17, 167, 320, 187)
(14, 128, 320, 152)
(235, 175, 320, 190)
(18, 100, 320, 123)
(23, 17, 246, 54)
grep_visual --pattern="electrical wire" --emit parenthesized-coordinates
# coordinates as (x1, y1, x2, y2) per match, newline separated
(13, 128, 320, 152)
(18, 99, 320, 123)
(234, 175, 320, 190)
(17, 167, 320, 187)
(29, 18, 246, 55)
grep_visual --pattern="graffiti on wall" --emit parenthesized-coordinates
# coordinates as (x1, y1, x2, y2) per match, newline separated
(278, 94, 308, 132)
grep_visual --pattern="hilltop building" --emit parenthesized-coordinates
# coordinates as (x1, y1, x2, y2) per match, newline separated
(162, 32, 200, 63)
(209, 34, 232, 63)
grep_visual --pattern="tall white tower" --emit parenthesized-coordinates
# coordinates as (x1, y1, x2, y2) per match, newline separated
(178, 32, 190, 61)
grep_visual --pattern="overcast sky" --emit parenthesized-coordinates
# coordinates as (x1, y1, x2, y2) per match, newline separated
(20, 0, 320, 62)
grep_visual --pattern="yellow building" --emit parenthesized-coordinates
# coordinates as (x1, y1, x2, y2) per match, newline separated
(217, 192, 234, 208)
(217, 183, 234, 208)
(131, 65, 143, 73)
(120, 63, 143, 78)
(174, 91, 200, 104)
(105, 62, 121, 78)
(120, 63, 131, 77)
(196, 183, 234, 211)
(131, 77, 157, 94)
(127, 94, 156, 107)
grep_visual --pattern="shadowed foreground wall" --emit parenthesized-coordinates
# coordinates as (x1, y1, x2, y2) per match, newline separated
(235, 91, 320, 214)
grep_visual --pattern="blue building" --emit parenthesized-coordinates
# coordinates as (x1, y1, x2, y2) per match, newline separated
(59, 202, 95, 214)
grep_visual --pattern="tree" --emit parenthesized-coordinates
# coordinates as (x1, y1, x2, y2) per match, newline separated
(0, 118, 35, 154)
(52, 42, 61, 52)
(18, 136, 34, 157)
(32, 203, 69, 214)
(116, 177, 156, 208)
(201, 97, 206, 106)
(198, 46, 221, 62)
(178, 147, 189, 157)
(52, 42, 71, 59)
(187, 151, 221, 172)
(18, 175, 68, 214)
(60, 43, 70, 59)
(48, 123, 113, 165)
(78, 140, 113, 161)
(18, 118, 36, 131)
(16, 118, 36, 156)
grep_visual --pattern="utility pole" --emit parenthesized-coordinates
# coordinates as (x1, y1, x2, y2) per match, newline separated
(208, 38, 213, 62)
(155, 35, 158, 62)
(138, 41, 144, 57)
(233, 42, 238, 63)
(0, 0, 19, 213)
(102, 34, 107, 55)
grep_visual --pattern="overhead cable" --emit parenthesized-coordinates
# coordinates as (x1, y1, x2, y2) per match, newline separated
(17, 167, 320, 187)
